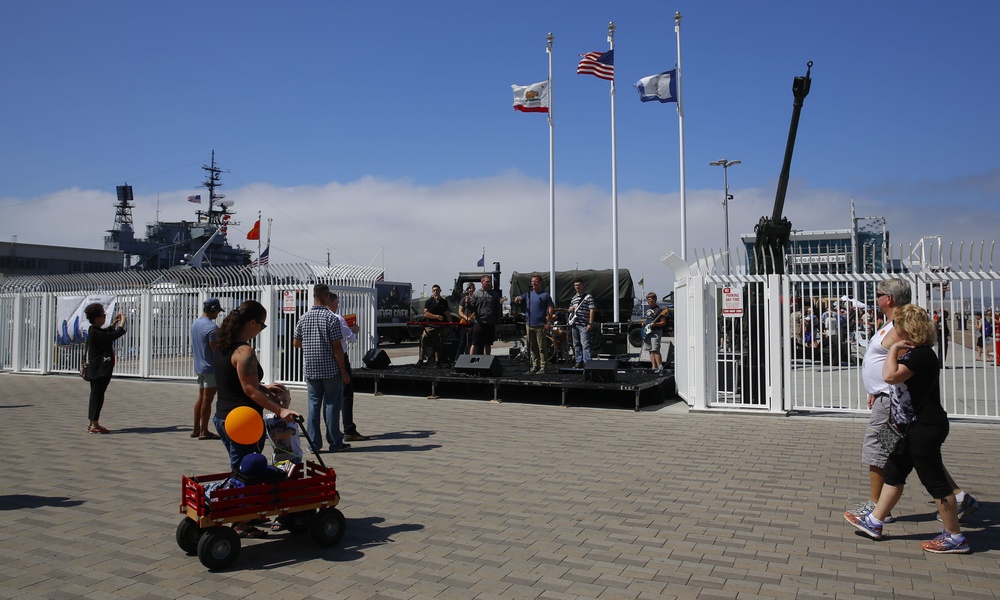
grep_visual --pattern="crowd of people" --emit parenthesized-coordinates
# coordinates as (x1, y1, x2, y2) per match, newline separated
(80, 277, 983, 551)
(417, 274, 609, 372)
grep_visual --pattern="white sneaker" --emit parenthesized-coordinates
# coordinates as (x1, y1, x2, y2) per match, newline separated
(852, 500, 895, 523)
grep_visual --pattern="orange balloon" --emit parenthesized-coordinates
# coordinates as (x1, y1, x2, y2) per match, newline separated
(224, 406, 264, 445)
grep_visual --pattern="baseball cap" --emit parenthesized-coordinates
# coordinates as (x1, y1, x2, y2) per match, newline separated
(204, 298, 224, 313)
(238, 453, 268, 478)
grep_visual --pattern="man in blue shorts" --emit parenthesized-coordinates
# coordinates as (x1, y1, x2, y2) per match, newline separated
(190, 298, 223, 440)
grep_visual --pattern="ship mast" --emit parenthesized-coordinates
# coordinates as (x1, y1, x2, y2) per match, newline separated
(195, 150, 238, 230)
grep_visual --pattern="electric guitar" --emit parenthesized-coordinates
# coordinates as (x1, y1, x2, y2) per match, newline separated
(641, 309, 669, 340)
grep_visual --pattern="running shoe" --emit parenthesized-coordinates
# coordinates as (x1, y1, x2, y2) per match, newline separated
(921, 532, 970, 554)
(844, 511, 883, 539)
(851, 500, 895, 523)
(936, 494, 981, 522)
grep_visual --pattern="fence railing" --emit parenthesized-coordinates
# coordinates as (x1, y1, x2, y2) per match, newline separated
(0, 265, 380, 385)
(666, 239, 1000, 419)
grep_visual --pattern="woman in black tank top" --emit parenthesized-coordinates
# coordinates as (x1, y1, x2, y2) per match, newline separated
(211, 300, 300, 472)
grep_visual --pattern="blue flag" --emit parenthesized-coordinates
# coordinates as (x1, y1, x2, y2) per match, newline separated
(476, 252, 485, 268)
(635, 70, 678, 103)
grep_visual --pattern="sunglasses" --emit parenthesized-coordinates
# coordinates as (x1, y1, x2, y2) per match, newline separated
(256, 319, 267, 330)
(876, 292, 890, 299)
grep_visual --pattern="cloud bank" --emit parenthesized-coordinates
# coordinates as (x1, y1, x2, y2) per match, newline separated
(2, 169, 997, 299)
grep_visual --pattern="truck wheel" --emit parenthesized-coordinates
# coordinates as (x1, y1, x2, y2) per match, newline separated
(175, 517, 201, 554)
(196, 526, 241, 570)
(311, 507, 346, 547)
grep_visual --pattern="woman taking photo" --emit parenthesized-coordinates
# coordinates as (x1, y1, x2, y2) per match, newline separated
(845, 304, 969, 554)
(212, 300, 299, 472)
(84, 303, 127, 433)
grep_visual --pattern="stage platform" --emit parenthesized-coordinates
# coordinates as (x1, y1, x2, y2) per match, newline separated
(352, 354, 677, 411)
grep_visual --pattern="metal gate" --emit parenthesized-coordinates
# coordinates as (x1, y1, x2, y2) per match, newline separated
(667, 239, 1000, 419)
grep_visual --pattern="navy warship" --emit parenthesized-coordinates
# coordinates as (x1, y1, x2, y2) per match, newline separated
(104, 151, 253, 269)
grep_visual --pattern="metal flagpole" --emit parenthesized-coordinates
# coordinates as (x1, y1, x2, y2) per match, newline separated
(609, 22, 620, 322)
(675, 12, 688, 262)
(265, 218, 272, 279)
(547, 32, 556, 302)
(255, 210, 262, 284)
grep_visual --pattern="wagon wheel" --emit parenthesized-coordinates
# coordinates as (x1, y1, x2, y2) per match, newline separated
(310, 507, 346, 547)
(175, 517, 202, 555)
(196, 526, 241, 570)
(277, 509, 315, 534)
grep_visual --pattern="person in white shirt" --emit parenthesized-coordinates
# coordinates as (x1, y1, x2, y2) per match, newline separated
(326, 292, 369, 442)
(850, 278, 979, 524)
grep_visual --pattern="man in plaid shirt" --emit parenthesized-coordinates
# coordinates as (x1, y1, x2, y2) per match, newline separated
(293, 284, 351, 452)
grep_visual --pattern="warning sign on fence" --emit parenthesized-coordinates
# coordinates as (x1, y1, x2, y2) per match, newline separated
(722, 287, 743, 317)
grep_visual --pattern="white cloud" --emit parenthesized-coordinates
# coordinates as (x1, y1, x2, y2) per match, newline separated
(2, 172, 997, 302)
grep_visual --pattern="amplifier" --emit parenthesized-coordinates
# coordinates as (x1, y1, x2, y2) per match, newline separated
(600, 322, 629, 335)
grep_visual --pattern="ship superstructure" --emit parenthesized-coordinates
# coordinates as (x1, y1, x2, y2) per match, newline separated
(104, 151, 252, 269)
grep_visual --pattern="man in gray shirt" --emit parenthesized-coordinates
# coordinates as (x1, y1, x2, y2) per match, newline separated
(471, 275, 502, 355)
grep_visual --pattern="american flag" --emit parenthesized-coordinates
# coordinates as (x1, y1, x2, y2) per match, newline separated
(250, 245, 269, 267)
(577, 49, 614, 81)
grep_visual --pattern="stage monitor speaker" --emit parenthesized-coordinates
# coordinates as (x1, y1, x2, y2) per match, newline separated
(454, 354, 503, 377)
(597, 333, 627, 357)
(627, 326, 644, 350)
(584, 359, 617, 383)
(362, 348, 391, 369)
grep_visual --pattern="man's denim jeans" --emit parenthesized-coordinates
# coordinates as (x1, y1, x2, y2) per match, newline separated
(306, 377, 344, 450)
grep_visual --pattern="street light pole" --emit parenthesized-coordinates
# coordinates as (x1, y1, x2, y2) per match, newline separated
(709, 159, 741, 276)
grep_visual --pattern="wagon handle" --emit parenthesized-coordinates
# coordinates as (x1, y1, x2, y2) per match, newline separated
(295, 415, 327, 469)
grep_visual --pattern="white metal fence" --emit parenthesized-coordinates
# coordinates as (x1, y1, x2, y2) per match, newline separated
(0, 264, 381, 385)
(666, 240, 1000, 419)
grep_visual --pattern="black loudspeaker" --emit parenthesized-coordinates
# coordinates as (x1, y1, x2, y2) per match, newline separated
(627, 326, 644, 350)
(584, 359, 617, 382)
(362, 348, 391, 369)
(597, 334, 627, 357)
(454, 354, 503, 377)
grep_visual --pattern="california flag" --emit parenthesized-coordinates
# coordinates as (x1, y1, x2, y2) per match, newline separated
(512, 81, 550, 113)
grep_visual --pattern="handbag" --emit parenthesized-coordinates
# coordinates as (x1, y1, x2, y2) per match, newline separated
(80, 337, 91, 381)
(876, 420, 906, 455)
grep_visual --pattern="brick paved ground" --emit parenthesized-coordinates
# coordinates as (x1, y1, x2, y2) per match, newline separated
(1, 373, 998, 599)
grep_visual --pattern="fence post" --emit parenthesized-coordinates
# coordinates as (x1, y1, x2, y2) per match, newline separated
(259, 284, 277, 383)
(766, 274, 785, 414)
(689, 274, 709, 410)
(40, 293, 53, 374)
(139, 289, 153, 378)
(662, 253, 698, 408)
(780, 275, 793, 413)
(11, 292, 24, 373)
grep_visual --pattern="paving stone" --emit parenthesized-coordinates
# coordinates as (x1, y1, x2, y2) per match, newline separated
(1, 373, 998, 600)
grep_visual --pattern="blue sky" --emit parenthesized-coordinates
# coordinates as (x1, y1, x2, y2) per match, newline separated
(2, 1, 998, 298)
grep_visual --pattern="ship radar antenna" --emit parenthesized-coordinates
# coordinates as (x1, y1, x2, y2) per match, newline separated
(195, 150, 237, 229)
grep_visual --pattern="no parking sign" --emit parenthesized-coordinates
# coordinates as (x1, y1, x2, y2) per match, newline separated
(722, 287, 743, 317)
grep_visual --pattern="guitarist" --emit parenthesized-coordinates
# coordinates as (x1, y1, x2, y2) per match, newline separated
(642, 293, 669, 374)
(568, 278, 596, 368)
(419, 284, 451, 367)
